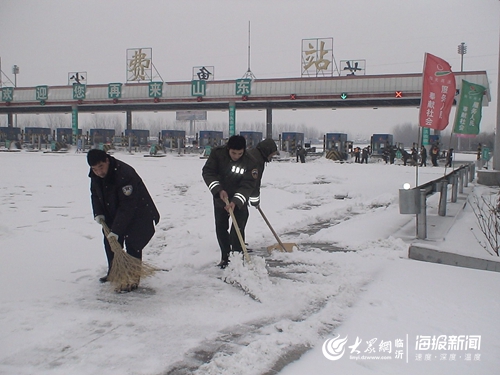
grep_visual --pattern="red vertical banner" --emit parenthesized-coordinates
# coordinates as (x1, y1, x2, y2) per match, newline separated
(419, 53, 456, 131)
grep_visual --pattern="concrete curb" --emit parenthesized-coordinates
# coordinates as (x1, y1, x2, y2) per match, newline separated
(408, 245, 500, 273)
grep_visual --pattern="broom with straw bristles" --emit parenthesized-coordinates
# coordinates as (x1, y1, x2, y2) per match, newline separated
(101, 221, 159, 291)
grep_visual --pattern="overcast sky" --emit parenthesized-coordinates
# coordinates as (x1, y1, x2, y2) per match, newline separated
(1, 0, 499, 138)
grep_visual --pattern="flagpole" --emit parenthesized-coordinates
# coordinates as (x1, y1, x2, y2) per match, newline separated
(494, 18, 500, 170)
(416, 53, 428, 188)
(416, 126, 421, 187)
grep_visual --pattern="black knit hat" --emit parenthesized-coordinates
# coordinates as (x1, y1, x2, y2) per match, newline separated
(257, 138, 278, 158)
(87, 149, 108, 166)
(226, 135, 246, 150)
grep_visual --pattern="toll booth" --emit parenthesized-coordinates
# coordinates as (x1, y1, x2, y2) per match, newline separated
(90, 129, 115, 145)
(0, 127, 21, 149)
(371, 134, 394, 156)
(240, 131, 262, 149)
(124, 129, 150, 147)
(325, 133, 348, 152)
(199, 131, 224, 148)
(56, 128, 82, 144)
(0, 127, 21, 142)
(429, 134, 441, 147)
(24, 127, 52, 144)
(161, 130, 186, 149)
(281, 132, 304, 154)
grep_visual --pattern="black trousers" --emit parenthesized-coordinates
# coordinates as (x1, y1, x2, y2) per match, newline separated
(103, 220, 155, 273)
(214, 204, 249, 261)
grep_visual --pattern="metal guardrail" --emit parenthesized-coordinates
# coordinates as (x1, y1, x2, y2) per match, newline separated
(399, 163, 475, 239)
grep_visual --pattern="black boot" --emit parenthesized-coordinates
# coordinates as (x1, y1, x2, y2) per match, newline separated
(99, 275, 109, 283)
(217, 254, 230, 269)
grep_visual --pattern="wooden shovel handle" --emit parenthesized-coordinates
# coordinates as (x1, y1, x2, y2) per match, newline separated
(223, 197, 251, 263)
(257, 206, 289, 252)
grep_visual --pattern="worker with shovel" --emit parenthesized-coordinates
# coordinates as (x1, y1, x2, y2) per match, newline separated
(87, 149, 160, 291)
(247, 138, 278, 208)
(248, 139, 297, 253)
(202, 135, 258, 269)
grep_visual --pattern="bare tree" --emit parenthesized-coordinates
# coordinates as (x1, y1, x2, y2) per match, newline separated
(470, 192, 500, 256)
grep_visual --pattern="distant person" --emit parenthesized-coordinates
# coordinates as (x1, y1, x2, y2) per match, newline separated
(445, 148, 453, 167)
(431, 145, 439, 167)
(87, 149, 160, 291)
(77, 138, 83, 153)
(401, 148, 410, 166)
(419, 146, 427, 167)
(477, 143, 482, 161)
(202, 135, 258, 269)
(353, 147, 360, 163)
(247, 139, 278, 209)
(361, 147, 369, 164)
(411, 147, 418, 165)
(297, 146, 306, 163)
(389, 146, 396, 164)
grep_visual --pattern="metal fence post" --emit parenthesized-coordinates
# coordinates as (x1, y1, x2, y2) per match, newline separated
(438, 181, 448, 216)
(470, 163, 475, 182)
(417, 189, 427, 239)
(451, 174, 458, 203)
(458, 169, 464, 194)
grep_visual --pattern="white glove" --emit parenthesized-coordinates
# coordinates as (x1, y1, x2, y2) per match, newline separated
(94, 215, 105, 225)
(107, 232, 119, 241)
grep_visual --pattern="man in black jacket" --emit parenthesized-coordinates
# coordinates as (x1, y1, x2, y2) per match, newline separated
(87, 149, 160, 289)
(247, 138, 278, 208)
(202, 135, 258, 268)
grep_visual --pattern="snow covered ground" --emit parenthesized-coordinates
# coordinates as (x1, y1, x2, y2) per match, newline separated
(0, 148, 498, 375)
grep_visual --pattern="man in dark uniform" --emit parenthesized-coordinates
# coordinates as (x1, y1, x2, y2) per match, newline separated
(87, 149, 160, 290)
(202, 135, 258, 268)
(247, 138, 278, 208)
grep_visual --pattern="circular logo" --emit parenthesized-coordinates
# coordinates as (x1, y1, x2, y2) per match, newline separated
(322, 335, 348, 361)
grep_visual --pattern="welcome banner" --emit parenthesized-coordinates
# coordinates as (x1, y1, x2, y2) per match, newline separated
(419, 53, 456, 131)
(453, 79, 486, 137)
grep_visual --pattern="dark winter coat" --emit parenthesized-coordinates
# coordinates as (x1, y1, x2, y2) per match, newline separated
(89, 156, 160, 239)
(202, 145, 258, 209)
(247, 139, 278, 206)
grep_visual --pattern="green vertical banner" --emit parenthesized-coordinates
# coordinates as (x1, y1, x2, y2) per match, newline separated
(72, 106, 78, 145)
(229, 103, 236, 136)
(453, 80, 486, 136)
(421, 127, 430, 145)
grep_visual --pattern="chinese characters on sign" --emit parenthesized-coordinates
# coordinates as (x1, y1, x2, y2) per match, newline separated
(108, 83, 122, 99)
(235, 79, 251, 96)
(340, 60, 366, 76)
(301, 38, 334, 77)
(193, 66, 214, 81)
(191, 80, 206, 97)
(68, 72, 86, 85)
(36, 86, 48, 101)
(72, 84, 86, 100)
(1, 87, 14, 102)
(148, 82, 163, 98)
(127, 48, 152, 82)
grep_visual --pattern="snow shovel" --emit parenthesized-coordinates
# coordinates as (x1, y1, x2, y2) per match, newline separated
(257, 206, 296, 253)
(101, 221, 158, 290)
(223, 197, 251, 264)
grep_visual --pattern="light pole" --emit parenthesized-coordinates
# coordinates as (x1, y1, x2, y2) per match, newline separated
(12, 65, 19, 87)
(457, 42, 467, 72)
(12, 65, 19, 128)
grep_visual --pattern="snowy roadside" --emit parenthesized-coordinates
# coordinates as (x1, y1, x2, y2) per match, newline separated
(0, 151, 498, 375)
